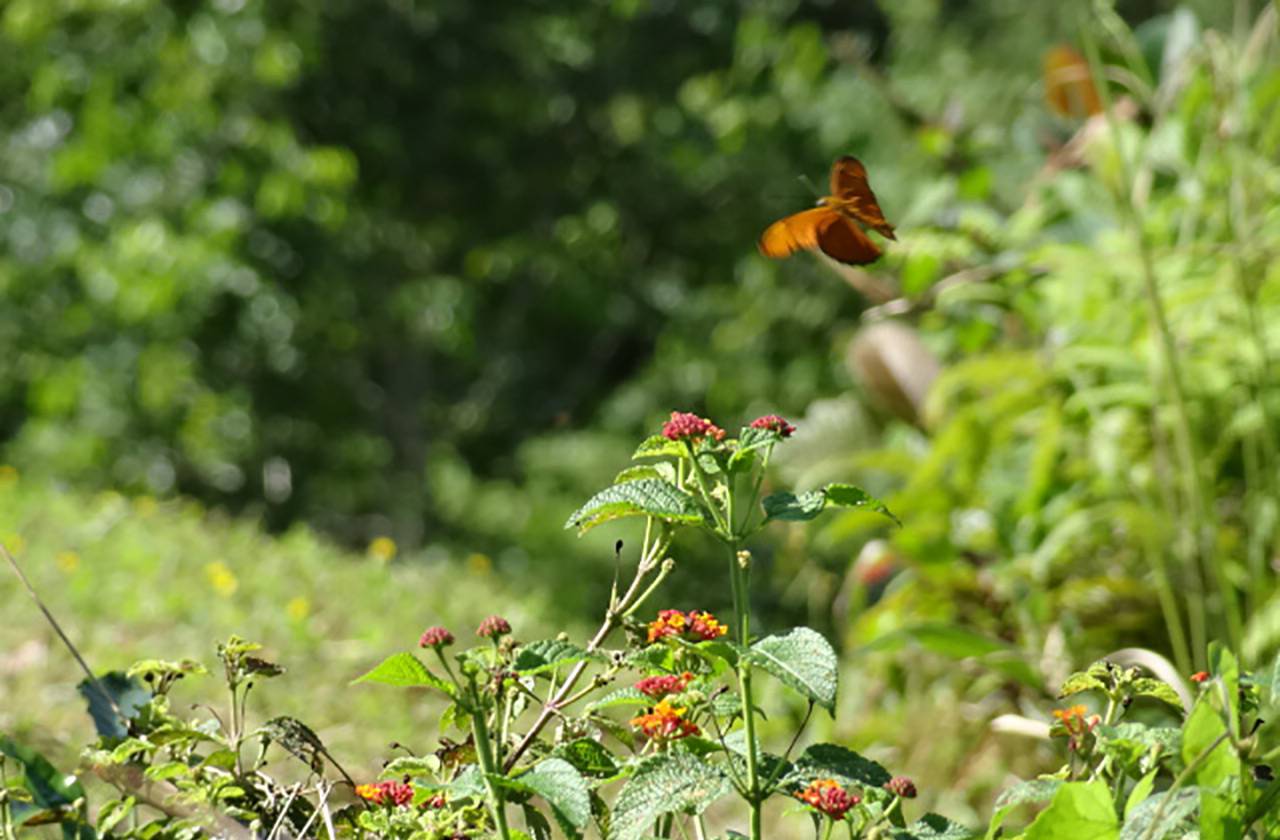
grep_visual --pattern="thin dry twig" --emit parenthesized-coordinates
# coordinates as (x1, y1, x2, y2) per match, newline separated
(2, 539, 124, 723)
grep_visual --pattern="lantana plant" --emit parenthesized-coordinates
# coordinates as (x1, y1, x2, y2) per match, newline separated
(347, 410, 948, 839)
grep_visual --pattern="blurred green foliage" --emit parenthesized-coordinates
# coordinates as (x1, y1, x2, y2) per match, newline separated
(0, 0, 1214, 546)
(6, 0, 1280, 823)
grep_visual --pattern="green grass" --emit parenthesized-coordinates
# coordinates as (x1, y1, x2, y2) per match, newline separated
(0, 468, 561, 784)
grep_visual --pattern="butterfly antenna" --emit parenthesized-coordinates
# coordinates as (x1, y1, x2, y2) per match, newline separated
(796, 174, 822, 200)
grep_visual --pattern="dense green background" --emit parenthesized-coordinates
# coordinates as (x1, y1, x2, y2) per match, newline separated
(4, 0, 1280, 825)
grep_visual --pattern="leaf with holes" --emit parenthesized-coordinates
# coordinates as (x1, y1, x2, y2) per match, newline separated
(1129, 678, 1183, 711)
(609, 753, 732, 840)
(565, 479, 704, 533)
(747, 627, 838, 712)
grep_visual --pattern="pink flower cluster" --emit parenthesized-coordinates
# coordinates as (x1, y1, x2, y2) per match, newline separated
(418, 626, 455, 649)
(884, 776, 917, 799)
(477, 615, 511, 639)
(635, 671, 694, 699)
(750, 414, 796, 437)
(661, 411, 725, 444)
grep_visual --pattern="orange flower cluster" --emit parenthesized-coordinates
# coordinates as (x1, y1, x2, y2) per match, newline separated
(1052, 704, 1101, 751)
(647, 609, 729, 643)
(355, 780, 414, 807)
(635, 671, 695, 699)
(629, 699, 700, 742)
(795, 778, 860, 820)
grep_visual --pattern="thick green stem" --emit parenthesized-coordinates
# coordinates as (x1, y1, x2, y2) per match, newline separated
(729, 542, 763, 840)
(470, 683, 512, 840)
(1138, 731, 1231, 840)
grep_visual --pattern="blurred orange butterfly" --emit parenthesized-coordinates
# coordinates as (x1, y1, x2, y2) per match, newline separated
(758, 156, 896, 266)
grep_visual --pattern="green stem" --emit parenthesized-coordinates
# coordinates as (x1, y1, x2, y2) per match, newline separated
(1079, 9, 1241, 655)
(1146, 542, 1193, 677)
(1138, 731, 1231, 840)
(739, 447, 774, 535)
(729, 541, 763, 840)
(1, 760, 15, 840)
(469, 680, 512, 840)
(685, 442, 728, 534)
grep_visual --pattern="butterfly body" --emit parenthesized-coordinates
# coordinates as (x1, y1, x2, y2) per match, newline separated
(759, 156, 895, 266)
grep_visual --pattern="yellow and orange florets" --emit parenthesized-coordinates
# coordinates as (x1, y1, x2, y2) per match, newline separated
(795, 778, 860, 820)
(629, 699, 700, 742)
(647, 609, 729, 644)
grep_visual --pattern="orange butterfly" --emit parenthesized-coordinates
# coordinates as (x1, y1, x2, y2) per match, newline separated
(758, 156, 896, 266)
(1043, 45, 1102, 119)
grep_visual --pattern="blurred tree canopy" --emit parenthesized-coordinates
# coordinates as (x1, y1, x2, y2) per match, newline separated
(0, 0, 1225, 550)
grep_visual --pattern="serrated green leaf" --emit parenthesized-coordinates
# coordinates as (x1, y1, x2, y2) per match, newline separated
(747, 628, 838, 711)
(633, 436, 684, 460)
(609, 753, 731, 840)
(1023, 780, 1118, 840)
(784, 743, 891, 789)
(565, 479, 704, 533)
(587, 686, 648, 712)
(614, 465, 667, 484)
(351, 652, 455, 695)
(1130, 678, 1183, 711)
(730, 426, 780, 466)
(1095, 723, 1180, 773)
(498, 758, 591, 832)
(552, 739, 618, 778)
(514, 639, 593, 676)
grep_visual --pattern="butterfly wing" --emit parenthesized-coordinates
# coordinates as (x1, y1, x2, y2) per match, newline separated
(1043, 45, 1101, 118)
(758, 207, 834, 260)
(828, 156, 896, 240)
(815, 211, 882, 265)
(759, 207, 881, 266)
